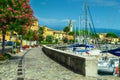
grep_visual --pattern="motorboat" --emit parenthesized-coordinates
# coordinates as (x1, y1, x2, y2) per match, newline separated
(98, 57, 119, 74)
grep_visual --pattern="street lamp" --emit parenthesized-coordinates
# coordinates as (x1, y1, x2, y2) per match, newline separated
(19, 35, 23, 52)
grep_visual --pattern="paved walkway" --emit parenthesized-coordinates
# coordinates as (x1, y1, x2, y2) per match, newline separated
(0, 49, 28, 80)
(0, 47, 120, 80)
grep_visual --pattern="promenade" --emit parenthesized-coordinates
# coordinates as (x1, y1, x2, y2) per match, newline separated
(0, 47, 119, 80)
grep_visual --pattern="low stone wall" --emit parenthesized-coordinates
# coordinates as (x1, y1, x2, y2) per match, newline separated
(42, 45, 98, 77)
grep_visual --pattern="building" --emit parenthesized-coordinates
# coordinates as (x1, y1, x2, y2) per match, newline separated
(98, 33, 107, 40)
(0, 20, 39, 46)
(98, 33, 119, 44)
(69, 20, 73, 32)
(30, 21, 39, 31)
(43, 26, 66, 43)
(0, 31, 11, 42)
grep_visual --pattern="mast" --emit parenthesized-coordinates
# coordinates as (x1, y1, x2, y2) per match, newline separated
(78, 16, 80, 44)
(85, 0, 88, 48)
(85, 0, 88, 34)
(79, 16, 82, 44)
(75, 24, 77, 44)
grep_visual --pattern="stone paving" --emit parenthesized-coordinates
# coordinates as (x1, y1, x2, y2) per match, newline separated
(0, 49, 29, 80)
(0, 47, 120, 80)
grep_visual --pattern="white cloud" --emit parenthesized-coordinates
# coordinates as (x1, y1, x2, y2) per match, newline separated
(38, 17, 77, 24)
(60, 19, 70, 22)
(39, 18, 58, 24)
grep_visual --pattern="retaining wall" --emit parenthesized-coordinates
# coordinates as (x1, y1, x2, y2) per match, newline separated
(42, 45, 98, 77)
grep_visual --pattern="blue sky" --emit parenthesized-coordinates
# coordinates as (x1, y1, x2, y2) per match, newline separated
(29, 0, 120, 30)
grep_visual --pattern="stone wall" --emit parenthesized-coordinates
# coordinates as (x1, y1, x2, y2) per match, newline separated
(42, 45, 98, 77)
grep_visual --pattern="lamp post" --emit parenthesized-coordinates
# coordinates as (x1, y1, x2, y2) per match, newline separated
(19, 35, 23, 52)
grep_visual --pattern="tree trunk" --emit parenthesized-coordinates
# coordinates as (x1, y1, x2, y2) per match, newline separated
(2, 30, 6, 54)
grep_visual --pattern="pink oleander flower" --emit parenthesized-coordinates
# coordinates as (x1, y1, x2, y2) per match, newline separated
(27, 5, 30, 8)
(23, 3, 27, 8)
(30, 17, 32, 20)
(20, 15, 23, 18)
(2, 26, 7, 29)
(25, 25, 29, 30)
(26, 23, 28, 25)
(1, 18, 6, 23)
(25, 14, 29, 18)
(12, 15, 14, 18)
(13, 4, 16, 7)
(15, 16, 18, 18)
(18, 11, 20, 14)
(8, 7, 12, 11)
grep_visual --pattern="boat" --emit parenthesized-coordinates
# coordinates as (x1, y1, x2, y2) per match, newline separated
(108, 47, 120, 56)
(98, 57, 119, 74)
(69, 0, 102, 56)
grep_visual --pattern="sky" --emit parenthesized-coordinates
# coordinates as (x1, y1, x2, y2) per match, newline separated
(29, 0, 120, 30)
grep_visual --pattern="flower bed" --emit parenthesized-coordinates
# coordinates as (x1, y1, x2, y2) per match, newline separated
(22, 45, 30, 50)
(34, 45, 38, 47)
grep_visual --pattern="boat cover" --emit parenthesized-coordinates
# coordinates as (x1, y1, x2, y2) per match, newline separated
(108, 47, 120, 56)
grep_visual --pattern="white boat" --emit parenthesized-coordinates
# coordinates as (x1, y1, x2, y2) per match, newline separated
(98, 57, 119, 74)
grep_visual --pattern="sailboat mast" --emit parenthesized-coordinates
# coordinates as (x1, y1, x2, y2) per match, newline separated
(85, 0, 88, 47)
(75, 24, 77, 44)
(78, 16, 80, 43)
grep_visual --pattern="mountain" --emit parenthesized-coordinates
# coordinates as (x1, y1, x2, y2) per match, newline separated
(95, 28, 120, 37)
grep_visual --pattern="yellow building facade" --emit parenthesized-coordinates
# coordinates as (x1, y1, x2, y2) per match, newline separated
(30, 21, 39, 31)
(0, 31, 11, 42)
(0, 21, 39, 46)
(43, 26, 67, 42)
(42, 26, 74, 43)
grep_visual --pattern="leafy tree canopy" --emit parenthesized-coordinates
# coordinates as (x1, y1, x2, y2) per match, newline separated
(106, 32, 118, 38)
(46, 35, 54, 43)
(63, 26, 70, 33)
(0, 0, 36, 35)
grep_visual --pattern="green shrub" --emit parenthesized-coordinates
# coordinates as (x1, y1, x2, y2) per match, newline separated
(16, 42, 21, 46)
(3, 53, 11, 60)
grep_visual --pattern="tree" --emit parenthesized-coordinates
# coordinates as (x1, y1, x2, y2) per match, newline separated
(0, 0, 35, 53)
(63, 26, 70, 43)
(63, 26, 70, 34)
(46, 35, 54, 43)
(90, 32, 99, 38)
(62, 37, 68, 43)
(68, 32, 74, 35)
(38, 26, 44, 43)
(23, 29, 33, 41)
(106, 32, 118, 38)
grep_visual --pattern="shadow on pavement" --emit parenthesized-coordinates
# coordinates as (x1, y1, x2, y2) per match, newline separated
(9, 56, 21, 60)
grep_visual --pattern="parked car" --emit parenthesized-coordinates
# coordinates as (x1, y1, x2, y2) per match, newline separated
(6, 41, 14, 46)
